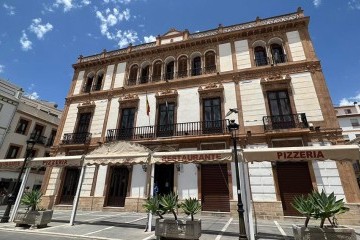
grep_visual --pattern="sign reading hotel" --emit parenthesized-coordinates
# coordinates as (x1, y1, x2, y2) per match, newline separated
(277, 151, 325, 160)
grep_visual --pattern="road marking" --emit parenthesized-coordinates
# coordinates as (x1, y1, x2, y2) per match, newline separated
(126, 216, 147, 223)
(142, 234, 155, 240)
(215, 217, 233, 240)
(84, 226, 114, 236)
(274, 220, 287, 236)
(86, 213, 126, 223)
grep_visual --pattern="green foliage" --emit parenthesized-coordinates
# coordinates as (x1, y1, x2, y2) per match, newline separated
(143, 196, 165, 219)
(291, 190, 349, 228)
(21, 190, 43, 211)
(159, 192, 179, 220)
(180, 197, 201, 221)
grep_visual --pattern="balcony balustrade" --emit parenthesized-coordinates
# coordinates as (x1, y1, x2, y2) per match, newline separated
(29, 133, 47, 145)
(106, 120, 229, 142)
(263, 113, 309, 131)
(62, 132, 92, 145)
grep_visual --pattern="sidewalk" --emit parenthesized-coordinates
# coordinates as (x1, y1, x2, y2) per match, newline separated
(0, 208, 359, 239)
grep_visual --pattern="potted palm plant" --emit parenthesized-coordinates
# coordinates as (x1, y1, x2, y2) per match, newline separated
(144, 193, 201, 240)
(291, 189, 356, 240)
(14, 190, 53, 228)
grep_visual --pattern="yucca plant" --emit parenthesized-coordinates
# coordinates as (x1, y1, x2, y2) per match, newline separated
(21, 190, 43, 211)
(291, 194, 315, 227)
(143, 196, 165, 219)
(159, 192, 179, 220)
(180, 197, 201, 221)
(291, 189, 349, 228)
(311, 190, 349, 228)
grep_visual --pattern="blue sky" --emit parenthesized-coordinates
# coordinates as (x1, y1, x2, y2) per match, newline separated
(0, 0, 359, 109)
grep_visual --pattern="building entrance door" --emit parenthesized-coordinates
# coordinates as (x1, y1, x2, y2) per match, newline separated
(59, 168, 80, 204)
(106, 166, 129, 207)
(154, 164, 174, 195)
(201, 164, 230, 212)
(276, 162, 313, 216)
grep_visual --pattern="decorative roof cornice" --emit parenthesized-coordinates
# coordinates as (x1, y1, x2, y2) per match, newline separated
(73, 8, 307, 69)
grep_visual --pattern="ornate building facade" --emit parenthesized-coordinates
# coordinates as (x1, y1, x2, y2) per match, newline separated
(41, 8, 360, 222)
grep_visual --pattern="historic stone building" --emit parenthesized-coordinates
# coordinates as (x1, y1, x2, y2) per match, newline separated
(41, 8, 360, 222)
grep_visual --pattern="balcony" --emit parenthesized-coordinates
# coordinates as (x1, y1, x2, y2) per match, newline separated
(62, 132, 92, 145)
(263, 113, 309, 131)
(106, 120, 229, 142)
(29, 133, 47, 145)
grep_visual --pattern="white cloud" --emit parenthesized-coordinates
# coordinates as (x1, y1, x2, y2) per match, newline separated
(20, 31, 32, 51)
(54, 0, 74, 12)
(3, 3, 15, 15)
(96, 7, 135, 47)
(144, 35, 155, 43)
(339, 92, 360, 106)
(349, 0, 360, 9)
(0, 64, 4, 73)
(115, 30, 138, 47)
(29, 18, 53, 39)
(24, 92, 40, 100)
(313, 0, 322, 7)
(44, 0, 91, 13)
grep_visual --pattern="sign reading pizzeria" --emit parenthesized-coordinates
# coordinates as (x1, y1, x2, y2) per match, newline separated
(277, 151, 325, 160)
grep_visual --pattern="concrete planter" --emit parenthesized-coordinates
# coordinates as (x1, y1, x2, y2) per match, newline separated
(292, 224, 356, 240)
(14, 210, 53, 228)
(155, 218, 201, 240)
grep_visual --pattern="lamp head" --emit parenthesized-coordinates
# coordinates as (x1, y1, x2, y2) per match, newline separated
(227, 119, 239, 131)
(26, 138, 36, 149)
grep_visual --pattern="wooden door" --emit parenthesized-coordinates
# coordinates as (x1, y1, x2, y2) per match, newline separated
(106, 166, 129, 207)
(276, 162, 313, 216)
(59, 168, 80, 205)
(201, 164, 230, 212)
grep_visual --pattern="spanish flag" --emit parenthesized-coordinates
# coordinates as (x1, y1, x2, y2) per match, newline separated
(146, 92, 150, 116)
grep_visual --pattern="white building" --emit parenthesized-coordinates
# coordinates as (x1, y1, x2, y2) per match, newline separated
(0, 78, 62, 197)
(335, 103, 360, 141)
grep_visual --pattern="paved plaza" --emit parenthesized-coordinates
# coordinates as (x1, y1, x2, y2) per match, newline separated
(0, 207, 359, 240)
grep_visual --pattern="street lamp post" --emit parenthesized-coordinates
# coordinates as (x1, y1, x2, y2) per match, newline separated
(227, 119, 248, 239)
(1, 138, 36, 223)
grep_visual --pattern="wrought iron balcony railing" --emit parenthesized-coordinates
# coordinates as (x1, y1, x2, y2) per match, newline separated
(106, 120, 229, 141)
(29, 133, 47, 145)
(62, 132, 92, 145)
(263, 113, 309, 131)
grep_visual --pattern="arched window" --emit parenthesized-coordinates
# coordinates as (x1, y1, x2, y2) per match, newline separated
(177, 56, 187, 78)
(165, 61, 175, 80)
(84, 73, 94, 93)
(152, 61, 162, 82)
(191, 56, 202, 76)
(140, 65, 150, 84)
(254, 46, 268, 66)
(128, 65, 138, 86)
(270, 43, 286, 64)
(205, 51, 216, 73)
(93, 71, 104, 91)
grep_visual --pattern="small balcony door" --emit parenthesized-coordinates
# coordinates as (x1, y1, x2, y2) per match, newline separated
(118, 108, 135, 140)
(267, 91, 294, 129)
(157, 102, 175, 137)
(203, 98, 222, 133)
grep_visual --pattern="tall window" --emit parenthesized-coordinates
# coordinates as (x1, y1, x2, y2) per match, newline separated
(32, 124, 45, 144)
(93, 72, 104, 91)
(84, 74, 94, 93)
(205, 51, 216, 73)
(140, 65, 150, 84)
(254, 46, 268, 66)
(157, 102, 175, 137)
(15, 119, 29, 135)
(76, 113, 92, 133)
(192, 56, 202, 76)
(203, 98, 222, 132)
(5, 145, 20, 159)
(267, 91, 293, 129)
(152, 61, 162, 81)
(128, 65, 138, 85)
(177, 56, 187, 78)
(350, 119, 360, 127)
(47, 129, 57, 146)
(270, 43, 286, 64)
(165, 61, 174, 80)
(118, 108, 136, 139)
